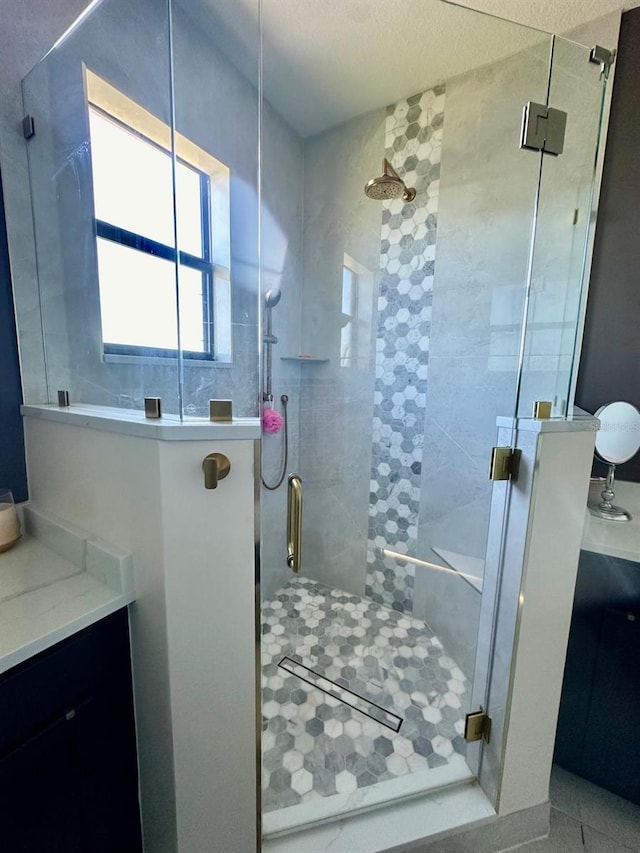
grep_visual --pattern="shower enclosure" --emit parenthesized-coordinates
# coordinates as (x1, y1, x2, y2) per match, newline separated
(257, 0, 609, 834)
(14, 0, 611, 846)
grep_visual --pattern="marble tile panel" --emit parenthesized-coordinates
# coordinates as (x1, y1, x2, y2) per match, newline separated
(367, 85, 445, 612)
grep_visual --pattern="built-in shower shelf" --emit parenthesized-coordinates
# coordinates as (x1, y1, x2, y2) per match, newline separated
(280, 356, 330, 363)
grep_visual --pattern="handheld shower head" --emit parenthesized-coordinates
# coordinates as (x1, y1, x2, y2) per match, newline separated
(365, 159, 416, 202)
(264, 288, 282, 308)
(263, 288, 282, 402)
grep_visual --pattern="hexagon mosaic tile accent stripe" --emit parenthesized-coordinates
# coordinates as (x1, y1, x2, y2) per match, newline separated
(366, 85, 446, 613)
(261, 577, 467, 813)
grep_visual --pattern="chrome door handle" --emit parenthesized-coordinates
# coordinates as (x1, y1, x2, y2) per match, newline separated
(287, 473, 302, 572)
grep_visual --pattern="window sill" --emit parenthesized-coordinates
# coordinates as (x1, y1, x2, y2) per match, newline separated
(103, 353, 232, 369)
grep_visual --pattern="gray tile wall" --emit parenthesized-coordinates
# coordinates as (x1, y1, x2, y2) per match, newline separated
(297, 108, 385, 596)
(257, 83, 304, 601)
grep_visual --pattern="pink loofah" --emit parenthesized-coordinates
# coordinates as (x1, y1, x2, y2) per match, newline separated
(262, 407, 284, 434)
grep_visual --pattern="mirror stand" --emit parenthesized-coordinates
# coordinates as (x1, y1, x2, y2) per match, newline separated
(589, 462, 632, 522)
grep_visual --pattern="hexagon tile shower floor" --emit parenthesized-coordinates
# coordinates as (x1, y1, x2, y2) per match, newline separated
(261, 578, 468, 812)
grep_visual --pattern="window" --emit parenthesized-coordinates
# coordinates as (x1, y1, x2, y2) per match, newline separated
(340, 263, 357, 367)
(340, 253, 375, 370)
(86, 69, 231, 361)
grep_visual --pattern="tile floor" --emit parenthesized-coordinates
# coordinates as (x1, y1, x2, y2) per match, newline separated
(261, 577, 469, 813)
(517, 766, 640, 852)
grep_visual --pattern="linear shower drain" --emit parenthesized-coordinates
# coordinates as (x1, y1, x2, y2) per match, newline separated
(278, 656, 403, 733)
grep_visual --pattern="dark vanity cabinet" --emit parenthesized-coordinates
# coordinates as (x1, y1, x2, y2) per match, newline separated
(0, 609, 143, 852)
(555, 550, 640, 805)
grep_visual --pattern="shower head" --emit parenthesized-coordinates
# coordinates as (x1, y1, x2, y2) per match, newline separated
(365, 158, 416, 202)
(263, 287, 281, 345)
(264, 288, 282, 309)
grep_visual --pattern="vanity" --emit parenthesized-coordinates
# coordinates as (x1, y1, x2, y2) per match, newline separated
(555, 480, 640, 805)
(0, 506, 141, 851)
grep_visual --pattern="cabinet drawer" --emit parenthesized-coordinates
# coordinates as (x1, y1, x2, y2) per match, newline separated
(0, 609, 129, 757)
(0, 609, 142, 851)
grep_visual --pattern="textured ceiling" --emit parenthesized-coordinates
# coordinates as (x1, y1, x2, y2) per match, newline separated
(448, 0, 629, 32)
(192, 0, 635, 138)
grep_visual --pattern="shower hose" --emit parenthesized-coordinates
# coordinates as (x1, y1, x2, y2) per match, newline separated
(261, 394, 289, 491)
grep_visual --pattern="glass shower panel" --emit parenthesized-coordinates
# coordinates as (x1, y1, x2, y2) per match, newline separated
(170, 0, 261, 418)
(22, 0, 180, 413)
(407, 28, 552, 720)
(516, 37, 609, 418)
(259, 0, 558, 822)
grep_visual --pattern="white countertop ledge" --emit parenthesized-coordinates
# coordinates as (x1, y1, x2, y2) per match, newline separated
(0, 507, 135, 675)
(496, 409, 599, 433)
(21, 403, 261, 441)
(583, 480, 640, 562)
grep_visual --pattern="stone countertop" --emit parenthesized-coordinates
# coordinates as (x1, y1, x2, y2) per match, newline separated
(0, 507, 135, 675)
(21, 403, 261, 441)
(583, 479, 640, 563)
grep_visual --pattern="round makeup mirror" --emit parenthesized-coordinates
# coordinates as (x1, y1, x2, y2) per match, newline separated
(589, 401, 640, 522)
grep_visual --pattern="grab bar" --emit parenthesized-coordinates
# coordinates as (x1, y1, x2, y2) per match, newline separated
(287, 473, 302, 573)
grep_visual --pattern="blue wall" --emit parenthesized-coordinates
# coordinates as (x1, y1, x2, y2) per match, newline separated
(0, 171, 28, 502)
(576, 8, 640, 483)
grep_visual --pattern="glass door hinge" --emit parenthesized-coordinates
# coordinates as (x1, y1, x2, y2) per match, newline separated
(520, 101, 567, 156)
(532, 400, 552, 419)
(464, 708, 492, 744)
(489, 447, 521, 482)
(589, 45, 615, 70)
